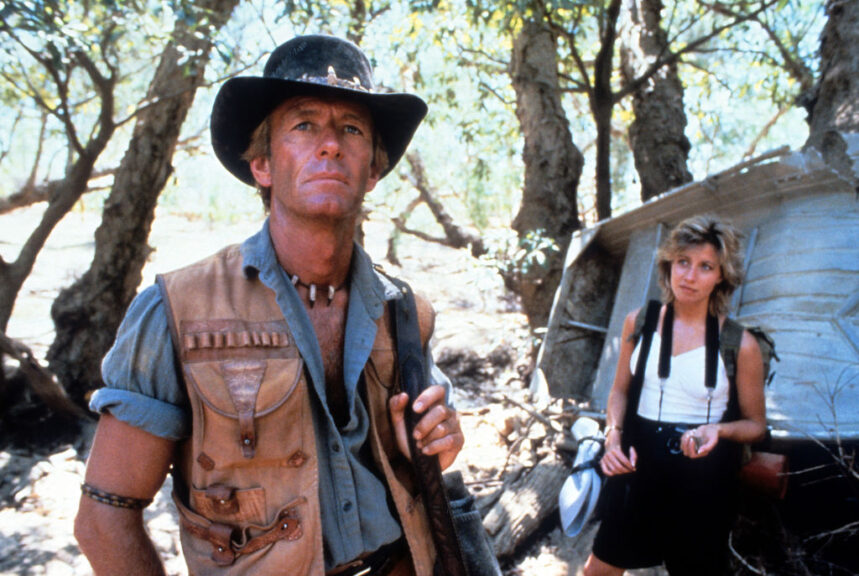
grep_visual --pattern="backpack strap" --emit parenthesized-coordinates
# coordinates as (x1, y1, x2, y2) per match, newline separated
(719, 317, 745, 422)
(622, 300, 661, 448)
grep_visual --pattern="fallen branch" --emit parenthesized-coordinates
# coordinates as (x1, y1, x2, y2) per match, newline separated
(0, 331, 88, 418)
(728, 531, 765, 575)
(804, 520, 859, 542)
(489, 392, 564, 433)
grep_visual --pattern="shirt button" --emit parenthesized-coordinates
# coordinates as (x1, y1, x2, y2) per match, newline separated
(332, 443, 341, 453)
(342, 500, 353, 512)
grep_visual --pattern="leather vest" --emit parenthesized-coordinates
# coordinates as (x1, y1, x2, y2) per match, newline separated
(157, 244, 437, 575)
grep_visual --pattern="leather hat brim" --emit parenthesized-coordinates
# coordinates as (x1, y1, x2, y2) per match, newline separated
(210, 76, 428, 186)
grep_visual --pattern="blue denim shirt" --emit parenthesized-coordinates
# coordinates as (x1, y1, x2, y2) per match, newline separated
(92, 219, 451, 570)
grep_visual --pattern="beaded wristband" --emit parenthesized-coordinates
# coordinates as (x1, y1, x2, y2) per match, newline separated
(81, 483, 153, 510)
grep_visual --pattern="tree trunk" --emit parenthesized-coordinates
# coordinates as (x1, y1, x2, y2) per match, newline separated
(593, 0, 623, 222)
(543, 243, 620, 399)
(347, 0, 367, 44)
(509, 20, 583, 330)
(620, 0, 693, 202)
(47, 0, 240, 403)
(803, 0, 859, 183)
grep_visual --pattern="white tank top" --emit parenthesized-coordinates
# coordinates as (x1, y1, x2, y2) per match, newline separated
(631, 333, 730, 423)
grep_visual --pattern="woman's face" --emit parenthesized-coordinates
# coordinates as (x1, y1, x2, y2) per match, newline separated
(670, 242, 723, 307)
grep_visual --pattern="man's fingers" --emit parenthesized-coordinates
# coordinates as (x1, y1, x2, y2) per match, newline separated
(388, 393, 411, 460)
(420, 426, 464, 456)
(413, 403, 452, 442)
(389, 386, 464, 470)
(416, 410, 460, 448)
(412, 385, 446, 414)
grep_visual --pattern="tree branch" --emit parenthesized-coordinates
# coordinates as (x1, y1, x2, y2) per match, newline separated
(743, 106, 790, 158)
(615, 0, 782, 103)
(0, 108, 24, 165)
(0, 168, 117, 215)
(734, 3, 814, 92)
(401, 151, 487, 257)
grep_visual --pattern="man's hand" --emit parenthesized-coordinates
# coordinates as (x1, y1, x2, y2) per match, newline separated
(389, 385, 464, 471)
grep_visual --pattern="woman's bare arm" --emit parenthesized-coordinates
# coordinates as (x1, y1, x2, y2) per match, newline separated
(601, 309, 641, 475)
(684, 330, 767, 457)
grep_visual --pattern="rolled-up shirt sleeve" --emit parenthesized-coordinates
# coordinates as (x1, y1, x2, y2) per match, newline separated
(90, 284, 190, 440)
(425, 343, 455, 408)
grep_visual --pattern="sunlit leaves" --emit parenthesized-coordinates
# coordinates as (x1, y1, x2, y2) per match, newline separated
(0, 0, 208, 192)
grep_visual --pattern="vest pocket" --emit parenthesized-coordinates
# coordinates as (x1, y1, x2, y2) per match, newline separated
(184, 357, 306, 467)
(191, 483, 267, 526)
(175, 491, 307, 568)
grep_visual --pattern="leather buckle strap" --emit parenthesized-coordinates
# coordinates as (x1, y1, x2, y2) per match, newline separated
(177, 501, 304, 566)
(326, 537, 407, 576)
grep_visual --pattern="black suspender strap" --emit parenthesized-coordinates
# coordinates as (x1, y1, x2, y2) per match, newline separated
(658, 303, 673, 380)
(632, 300, 722, 424)
(704, 311, 720, 422)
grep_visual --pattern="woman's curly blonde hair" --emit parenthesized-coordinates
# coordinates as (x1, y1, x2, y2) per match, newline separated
(656, 214, 745, 316)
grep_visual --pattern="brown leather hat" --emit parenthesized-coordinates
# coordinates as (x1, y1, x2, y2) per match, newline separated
(210, 35, 428, 185)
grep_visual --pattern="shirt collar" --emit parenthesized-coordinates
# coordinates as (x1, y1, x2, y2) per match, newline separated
(239, 219, 272, 280)
(239, 218, 402, 317)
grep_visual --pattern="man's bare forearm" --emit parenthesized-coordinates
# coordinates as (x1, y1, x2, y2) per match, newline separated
(75, 497, 166, 576)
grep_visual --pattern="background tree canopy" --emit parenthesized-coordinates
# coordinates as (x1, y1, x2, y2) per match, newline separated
(1, 0, 850, 413)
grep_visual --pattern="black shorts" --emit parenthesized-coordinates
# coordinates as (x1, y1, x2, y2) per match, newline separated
(592, 417, 740, 575)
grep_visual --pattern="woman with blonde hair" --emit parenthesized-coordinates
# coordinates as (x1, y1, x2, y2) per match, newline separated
(584, 215, 767, 576)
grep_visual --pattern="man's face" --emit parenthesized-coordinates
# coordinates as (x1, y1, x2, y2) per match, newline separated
(249, 95, 380, 223)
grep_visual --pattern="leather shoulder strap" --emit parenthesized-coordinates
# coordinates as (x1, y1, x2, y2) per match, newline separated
(386, 276, 467, 576)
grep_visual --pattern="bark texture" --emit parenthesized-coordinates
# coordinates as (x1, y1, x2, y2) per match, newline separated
(545, 244, 620, 399)
(620, 0, 693, 201)
(804, 0, 859, 183)
(509, 21, 583, 330)
(484, 457, 568, 558)
(592, 0, 623, 221)
(47, 0, 240, 403)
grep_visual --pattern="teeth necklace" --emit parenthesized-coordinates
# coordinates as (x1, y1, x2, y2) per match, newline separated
(289, 274, 345, 308)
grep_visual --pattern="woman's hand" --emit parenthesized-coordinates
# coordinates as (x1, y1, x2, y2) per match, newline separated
(600, 428, 637, 476)
(681, 423, 720, 458)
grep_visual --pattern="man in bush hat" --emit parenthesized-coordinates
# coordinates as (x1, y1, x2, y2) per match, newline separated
(75, 35, 464, 576)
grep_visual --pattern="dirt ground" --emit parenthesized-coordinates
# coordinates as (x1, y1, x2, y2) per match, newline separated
(0, 206, 603, 575)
